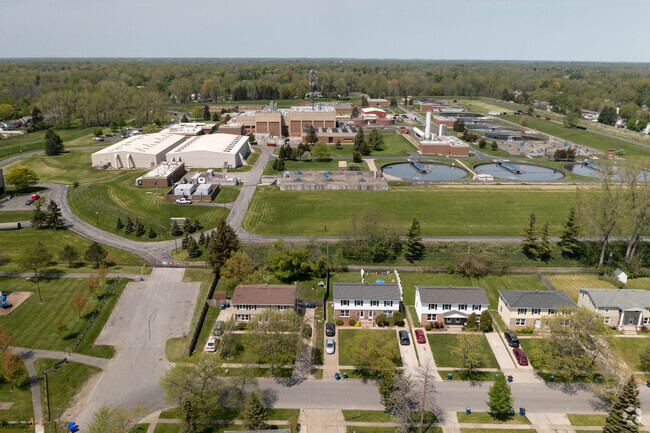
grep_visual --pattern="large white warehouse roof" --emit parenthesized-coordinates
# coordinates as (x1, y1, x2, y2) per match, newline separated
(167, 134, 249, 156)
(93, 133, 186, 156)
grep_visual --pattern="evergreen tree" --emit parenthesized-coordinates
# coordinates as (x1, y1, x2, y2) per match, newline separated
(408, 97, 413, 105)
(603, 377, 640, 433)
(84, 242, 108, 268)
(171, 220, 182, 236)
(31, 106, 44, 129)
(211, 112, 220, 122)
(115, 216, 124, 230)
(559, 206, 582, 258)
(193, 217, 202, 232)
(335, 139, 342, 149)
(242, 392, 267, 431)
(199, 231, 206, 246)
(31, 202, 47, 228)
(305, 125, 318, 144)
(135, 219, 145, 236)
(359, 141, 371, 156)
(466, 312, 478, 331)
(389, 97, 397, 107)
(202, 105, 210, 121)
(183, 217, 194, 234)
(354, 127, 365, 151)
(479, 310, 493, 332)
(404, 218, 426, 263)
(598, 106, 617, 126)
(273, 157, 285, 171)
(207, 219, 240, 274)
(368, 128, 384, 150)
(46, 200, 65, 228)
(351, 106, 359, 118)
(181, 114, 189, 122)
(352, 151, 362, 163)
(44, 128, 64, 156)
(487, 373, 513, 420)
(522, 213, 539, 259)
(187, 237, 201, 258)
(124, 216, 134, 234)
(58, 245, 79, 267)
(182, 234, 190, 250)
(148, 227, 157, 238)
(538, 221, 552, 262)
(361, 96, 369, 107)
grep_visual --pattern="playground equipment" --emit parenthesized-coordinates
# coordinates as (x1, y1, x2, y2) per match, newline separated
(0, 291, 7, 308)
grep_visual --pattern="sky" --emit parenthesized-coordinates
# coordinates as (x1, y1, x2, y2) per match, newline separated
(2, 0, 649, 62)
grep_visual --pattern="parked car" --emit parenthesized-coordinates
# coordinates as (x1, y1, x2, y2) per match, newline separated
(92, 137, 104, 141)
(25, 198, 35, 205)
(325, 338, 335, 354)
(106, 133, 115, 137)
(325, 322, 335, 337)
(415, 329, 426, 344)
(212, 320, 223, 335)
(175, 198, 192, 204)
(399, 330, 410, 345)
(513, 347, 528, 366)
(504, 331, 520, 348)
(204, 336, 217, 352)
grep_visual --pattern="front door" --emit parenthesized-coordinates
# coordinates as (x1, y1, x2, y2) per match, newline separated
(360, 310, 364, 319)
(629, 315, 635, 325)
(535, 319, 541, 328)
(368, 311, 373, 320)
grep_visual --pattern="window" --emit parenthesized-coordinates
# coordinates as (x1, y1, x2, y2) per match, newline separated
(459, 304, 467, 310)
(237, 314, 250, 322)
(604, 307, 610, 312)
(473, 305, 481, 311)
(517, 308, 527, 315)
(548, 309, 555, 315)
(644, 317, 650, 325)
(384, 311, 393, 317)
(238, 305, 256, 311)
(442, 304, 451, 310)
(428, 304, 437, 310)
(426, 314, 436, 321)
(603, 317, 610, 325)
(532, 308, 541, 315)
(384, 301, 393, 307)
(340, 300, 349, 306)
(355, 300, 364, 307)
(515, 318, 526, 327)
(278, 305, 287, 311)
(370, 300, 379, 307)
(340, 310, 350, 318)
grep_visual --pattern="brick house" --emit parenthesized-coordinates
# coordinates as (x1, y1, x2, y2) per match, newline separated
(231, 284, 296, 322)
(414, 286, 489, 326)
(497, 290, 575, 330)
(578, 288, 650, 331)
(333, 283, 402, 322)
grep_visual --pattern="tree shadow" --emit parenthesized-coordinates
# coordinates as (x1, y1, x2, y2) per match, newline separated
(543, 381, 592, 395)
(260, 388, 278, 408)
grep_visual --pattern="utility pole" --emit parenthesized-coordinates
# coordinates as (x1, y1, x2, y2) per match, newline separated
(309, 69, 317, 110)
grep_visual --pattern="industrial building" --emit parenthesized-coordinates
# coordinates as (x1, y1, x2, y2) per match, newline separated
(367, 98, 389, 106)
(165, 122, 216, 136)
(91, 133, 186, 169)
(165, 134, 252, 168)
(302, 126, 358, 143)
(414, 112, 470, 156)
(138, 162, 186, 187)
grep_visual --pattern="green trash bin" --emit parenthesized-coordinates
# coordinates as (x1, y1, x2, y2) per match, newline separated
(448, 373, 453, 380)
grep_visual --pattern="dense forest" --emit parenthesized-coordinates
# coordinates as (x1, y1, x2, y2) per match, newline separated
(1, 59, 649, 128)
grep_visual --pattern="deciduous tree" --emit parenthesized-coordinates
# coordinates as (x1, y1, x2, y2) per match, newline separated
(86, 273, 100, 297)
(53, 317, 67, 339)
(0, 325, 15, 354)
(249, 310, 304, 375)
(349, 331, 398, 375)
(59, 245, 79, 267)
(71, 291, 88, 318)
(5, 166, 38, 192)
(305, 125, 318, 145)
(453, 335, 485, 378)
(2, 352, 22, 390)
(87, 404, 146, 433)
(17, 241, 51, 302)
(487, 373, 513, 420)
(312, 141, 330, 160)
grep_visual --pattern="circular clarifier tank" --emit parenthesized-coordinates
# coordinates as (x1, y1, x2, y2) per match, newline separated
(474, 161, 565, 181)
(564, 162, 650, 181)
(381, 161, 469, 181)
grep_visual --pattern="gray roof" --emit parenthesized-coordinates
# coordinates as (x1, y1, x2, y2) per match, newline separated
(499, 290, 575, 309)
(580, 288, 650, 310)
(333, 283, 401, 302)
(416, 286, 489, 305)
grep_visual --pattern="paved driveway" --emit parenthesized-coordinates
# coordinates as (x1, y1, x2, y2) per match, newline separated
(485, 331, 540, 383)
(63, 268, 200, 428)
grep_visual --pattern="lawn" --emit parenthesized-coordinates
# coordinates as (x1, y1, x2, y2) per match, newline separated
(338, 329, 402, 367)
(545, 274, 616, 301)
(326, 131, 417, 157)
(212, 185, 241, 203)
(610, 337, 648, 371)
(461, 430, 535, 433)
(456, 412, 531, 425)
(500, 115, 650, 159)
(263, 158, 369, 175)
(243, 186, 578, 237)
(35, 358, 101, 425)
(567, 414, 608, 426)
(0, 127, 99, 160)
(313, 306, 324, 366)
(627, 278, 650, 290)
(517, 339, 543, 368)
(0, 227, 147, 274)
(0, 277, 128, 357)
(68, 171, 229, 241)
(342, 409, 393, 422)
(0, 359, 32, 423)
(226, 148, 261, 172)
(0, 211, 32, 223)
(456, 99, 515, 115)
(438, 370, 496, 381)
(428, 334, 498, 369)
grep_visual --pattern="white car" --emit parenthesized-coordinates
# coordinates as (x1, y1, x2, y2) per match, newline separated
(325, 338, 335, 355)
(204, 336, 217, 352)
(175, 198, 192, 204)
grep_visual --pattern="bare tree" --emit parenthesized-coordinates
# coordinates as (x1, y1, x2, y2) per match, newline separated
(620, 162, 650, 265)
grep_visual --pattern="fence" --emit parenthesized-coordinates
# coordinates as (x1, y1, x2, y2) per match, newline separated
(187, 274, 219, 357)
(70, 277, 120, 353)
(43, 358, 68, 421)
(536, 271, 557, 291)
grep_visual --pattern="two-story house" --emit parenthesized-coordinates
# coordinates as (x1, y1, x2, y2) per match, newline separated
(497, 290, 575, 330)
(231, 284, 296, 322)
(414, 286, 489, 326)
(332, 282, 402, 322)
(578, 288, 650, 331)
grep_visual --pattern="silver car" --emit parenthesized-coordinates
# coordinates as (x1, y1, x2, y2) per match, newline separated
(325, 338, 335, 355)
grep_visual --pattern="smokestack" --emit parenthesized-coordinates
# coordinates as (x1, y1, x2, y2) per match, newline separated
(425, 112, 431, 140)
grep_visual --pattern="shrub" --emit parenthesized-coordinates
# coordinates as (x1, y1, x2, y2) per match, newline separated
(479, 310, 493, 332)
(425, 324, 432, 331)
(238, 322, 248, 330)
(392, 312, 404, 327)
(73, 181, 79, 188)
(375, 314, 387, 327)
(335, 319, 344, 326)
(302, 323, 312, 338)
(434, 322, 440, 329)
(466, 312, 478, 331)
(348, 319, 356, 326)
(454, 252, 506, 277)
(447, 264, 454, 274)
(439, 322, 445, 329)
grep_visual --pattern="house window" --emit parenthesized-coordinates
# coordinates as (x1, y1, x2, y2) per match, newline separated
(340, 300, 349, 306)
(371, 300, 379, 307)
(428, 304, 437, 310)
(384, 301, 393, 307)
(355, 300, 364, 307)
(517, 308, 527, 315)
(604, 307, 610, 312)
(442, 304, 451, 310)
(644, 317, 650, 325)
(426, 314, 436, 321)
(515, 318, 526, 327)
(237, 314, 250, 322)
(603, 317, 610, 325)
(278, 305, 287, 310)
(340, 310, 350, 318)
(384, 311, 393, 317)
(532, 309, 541, 315)
(459, 304, 467, 310)
(548, 309, 555, 315)
(239, 305, 256, 311)
(472, 305, 481, 311)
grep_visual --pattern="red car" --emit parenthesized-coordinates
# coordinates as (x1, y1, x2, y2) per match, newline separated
(415, 329, 426, 344)
(513, 348, 528, 366)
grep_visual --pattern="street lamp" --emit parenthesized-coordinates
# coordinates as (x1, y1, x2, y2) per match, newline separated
(95, 211, 99, 225)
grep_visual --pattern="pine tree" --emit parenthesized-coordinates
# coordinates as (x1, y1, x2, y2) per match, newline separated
(522, 213, 539, 259)
(171, 220, 182, 236)
(479, 310, 493, 332)
(199, 231, 206, 246)
(487, 373, 513, 420)
(559, 206, 582, 258)
(193, 217, 202, 232)
(404, 218, 426, 263)
(354, 127, 365, 151)
(273, 157, 285, 171)
(84, 242, 107, 268)
(359, 141, 371, 156)
(124, 216, 134, 234)
(181, 114, 189, 122)
(305, 125, 318, 144)
(466, 312, 478, 331)
(538, 221, 552, 262)
(44, 128, 64, 156)
(351, 106, 359, 118)
(135, 219, 145, 236)
(202, 105, 210, 121)
(183, 217, 194, 234)
(148, 227, 157, 238)
(361, 96, 369, 107)
(603, 377, 640, 433)
(115, 216, 124, 230)
(31, 202, 46, 228)
(58, 245, 79, 267)
(207, 219, 240, 274)
(46, 200, 64, 228)
(368, 128, 384, 150)
(182, 234, 190, 250)
(242, 392, 267, 431)
(187, 237, 201, 258)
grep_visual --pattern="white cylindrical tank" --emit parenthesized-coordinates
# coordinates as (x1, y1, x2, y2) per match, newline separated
(425, 112, 431, 140)
(413, 127, 425, 138)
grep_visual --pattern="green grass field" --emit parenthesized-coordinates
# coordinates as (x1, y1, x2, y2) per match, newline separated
(428, 334, 498, 368)
(0, 128, 100, 161)
(627, 278, 650, 290)
(457, 412, 531, 424)
(338, 329, 402, 367)
(567, 414, 608, 426)
(456, 100, 515, 115)
(500, 115, 650, 159)
(263, 158, 369, 175)
(0, 359, 32, 423)
(0, 227, 147, 274)
(243, 186, 578, 237)
(342, 409, 393, 422)
(610, 337, 648, 371)
(68, 171, 229, 241)
(545, 274, 616, 301)
(325, 131, 417, 157)
(0, 277, 128, 357)
(0, 211, 33, 223)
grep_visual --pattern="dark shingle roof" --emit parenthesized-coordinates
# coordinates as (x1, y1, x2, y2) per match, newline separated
(231, 285, 296, 306)
(416, 286, 489, 305)
(499, 290, 575, 309)
(333, 283, 401, 302)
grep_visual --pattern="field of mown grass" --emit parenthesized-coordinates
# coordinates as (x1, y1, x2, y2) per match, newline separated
(243, 186, 578, 237)
(325, 131, 417, 157)
(338, 329, 402, 367)
(428, 334, 498, 368)
(545, 274, 616, 301)
(0, 127, 100, 160)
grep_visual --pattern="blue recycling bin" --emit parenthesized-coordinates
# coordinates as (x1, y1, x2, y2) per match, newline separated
(68, 422, 79, 432)
(647, 380, 650, 388)
(494, 373, 499, 379)
(335, 372, 341, 380)
(466, 408, 471, 415)
(343, 372, 348, 379)
(447, 373, 453, 380)
(549, 375, 555, 382)
(509, 407, 515, 415)
(507, 375, 513, 383)
(519, 408, 526, 416)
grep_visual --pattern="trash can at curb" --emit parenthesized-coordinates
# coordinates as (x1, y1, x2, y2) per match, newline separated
(466, 408, 471, 415)
(343, 372, 348, 379)
(335, 373, 341, 380)
(448, 373, 453, 380)
(507, 375, 513, 383)
(549, 375, 555, 382)
(519, 408, 526, 416)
